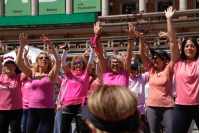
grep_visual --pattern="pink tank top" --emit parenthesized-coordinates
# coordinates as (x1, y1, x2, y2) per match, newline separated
(29, 72, 55, 108)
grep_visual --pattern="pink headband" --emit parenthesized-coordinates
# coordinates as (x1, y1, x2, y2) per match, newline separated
(74, 59, 83, 62)
(3, 56, 14, 60)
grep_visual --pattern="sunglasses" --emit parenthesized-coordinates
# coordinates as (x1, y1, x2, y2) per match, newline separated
(92, 68, 96, 71)
(111, 61, 121, 65)
(74, 62, 83, 65)
(152, 57, 158, 61)
(39, 56, 49, 60)
(4, 65, 14, 68)
(131, 67, 138, 71)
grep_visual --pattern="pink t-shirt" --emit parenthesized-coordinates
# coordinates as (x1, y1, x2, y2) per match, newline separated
(103, 68, 129, 87)
(146, 62, 174, 107)
(129, 72, 148, 114)
(63, 69, 89, 107)
(29, 73, 55, 108)
(173, 56, 199, 105)
(21, 73, 31, 109)
(87, 76, 102, 98)
(0, 73, 23, 110)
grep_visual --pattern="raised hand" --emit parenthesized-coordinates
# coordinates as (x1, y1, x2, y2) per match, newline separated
(27, 55, 32, 61)
(125, 23, 135, 39)
(60, 45, 69, 50)
(165, 6, 176, 19)
(24, 47, 29, 57)
(19, 33, 29, 48)
(158, 31, 169, 38)
(94, 55, 99, 63)
(131, 52, 136, 61)
(40, 34, 53, 47)
(94, 21, 103, 36)
(113, 48, 119, 55)
(83, 48, 90, 57)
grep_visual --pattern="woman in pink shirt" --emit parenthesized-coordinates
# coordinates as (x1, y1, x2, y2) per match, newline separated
(60, 41, 94, 133)
(96, 21, 135, 87)
(16, 34, 61, 133)
(137, 29, 174, 132)
(165, 7, 199, 133)
(0, 42, 24, 133)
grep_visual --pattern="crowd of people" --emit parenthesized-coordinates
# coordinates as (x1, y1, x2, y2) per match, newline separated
(0, 7, 198, 133)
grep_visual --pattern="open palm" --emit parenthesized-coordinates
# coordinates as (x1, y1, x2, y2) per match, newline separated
(94, 21, 102, 36)
(165, 6, 176, 19)
(41, 34, 53, 47)
(125, 23, 136, 39)
(19, 33, 29, 48)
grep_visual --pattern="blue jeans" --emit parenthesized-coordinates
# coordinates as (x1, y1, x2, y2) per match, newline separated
(54, 111, 72, 133)
(21, 109, 43, 133)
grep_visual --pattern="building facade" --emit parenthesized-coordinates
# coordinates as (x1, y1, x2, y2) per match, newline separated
(0, 0, 199, 61)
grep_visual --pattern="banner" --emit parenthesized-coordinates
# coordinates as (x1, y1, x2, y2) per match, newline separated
(74, 0, 101, 13)
(39, 0, 65, 15)
(5, 0, 31, 16)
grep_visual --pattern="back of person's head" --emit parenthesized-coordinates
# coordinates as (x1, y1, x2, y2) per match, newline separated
(82, 85, 140, 133)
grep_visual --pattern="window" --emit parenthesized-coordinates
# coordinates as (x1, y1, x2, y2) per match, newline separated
(157, 0, 173, 12)
(196, 0, 199, 9)
(121, 3, 137, 14)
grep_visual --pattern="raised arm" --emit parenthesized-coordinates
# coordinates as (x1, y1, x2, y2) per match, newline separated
(83, 48, 90, 63)
(41, 35, 61, 84)
(137, 32, 149, 67)
(0, 42, 3, 75)
(165, 6, 180, 65)
(23, 47, 30, 68)
(94, 55, 103, 84)
(95, 21, 107, 73)
(60, 45, 69, 76)
(87, 43, 95, 76)
(124, 23, 135, 74)
(16, 33, 32, 79)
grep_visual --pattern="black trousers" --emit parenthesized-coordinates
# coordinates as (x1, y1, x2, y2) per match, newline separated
(27, 108, 54, 133)
(61, 104, 82, 133)
(0, 109, 23, 133)
(172, 104, 199, 133)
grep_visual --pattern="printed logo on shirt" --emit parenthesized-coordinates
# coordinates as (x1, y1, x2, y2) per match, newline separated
(0, 82, 15, 92)
(71, 76, 86, 83)
(23, 82, 31, 89)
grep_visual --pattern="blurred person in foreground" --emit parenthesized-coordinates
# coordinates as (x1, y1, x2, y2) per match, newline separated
(81, 85, 140, 133)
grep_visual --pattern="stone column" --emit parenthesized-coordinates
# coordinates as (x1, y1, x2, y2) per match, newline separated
(179, 0, 187, 10)
(102, 0, 108, 16)
(139, 0, 146, 12)
(66, 0, 73, 14)
(31, 0, 39, 15)
(0, 0, 4, 16)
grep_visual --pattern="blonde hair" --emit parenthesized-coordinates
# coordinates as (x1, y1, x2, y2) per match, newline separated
(87, 85, 139, 133)
(32, 52, 53, 72)
(71, 56, 87, 71)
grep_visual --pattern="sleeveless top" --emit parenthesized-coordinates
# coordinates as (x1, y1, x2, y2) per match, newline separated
(29, 72, 55, 108)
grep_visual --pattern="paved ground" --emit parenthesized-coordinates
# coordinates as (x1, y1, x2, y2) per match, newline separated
(8, 120, 199, 133)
